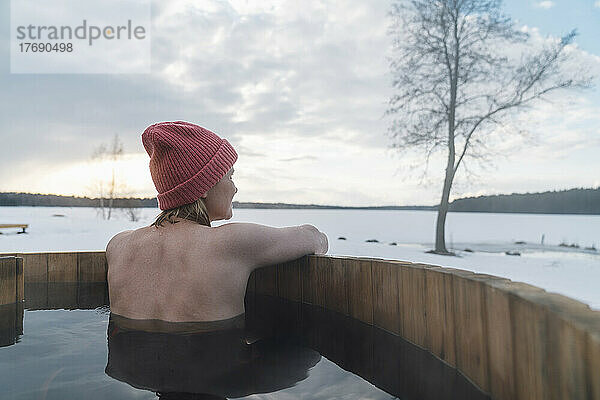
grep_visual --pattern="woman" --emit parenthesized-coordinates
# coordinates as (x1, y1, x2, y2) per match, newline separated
(105, 121, 328, 323)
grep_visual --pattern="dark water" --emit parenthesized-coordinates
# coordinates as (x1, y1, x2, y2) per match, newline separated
(0, 283, 489, 400)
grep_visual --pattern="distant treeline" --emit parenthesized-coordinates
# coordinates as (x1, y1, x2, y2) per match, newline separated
(0, 192, 433, 210)
(0, 192, 157, 208)
(448, 187, 600, 215)
(0, 187, 598, 214)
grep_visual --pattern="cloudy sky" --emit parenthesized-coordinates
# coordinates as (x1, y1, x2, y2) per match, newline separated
(1, 0, 599, 207)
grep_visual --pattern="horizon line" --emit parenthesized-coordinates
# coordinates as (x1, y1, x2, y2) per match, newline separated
(1, 186, 599, 209)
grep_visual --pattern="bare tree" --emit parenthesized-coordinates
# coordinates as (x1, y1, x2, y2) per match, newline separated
(386, 0, 593, 255)
(122, 206, 142, 222)
(91, 134, 124, 220)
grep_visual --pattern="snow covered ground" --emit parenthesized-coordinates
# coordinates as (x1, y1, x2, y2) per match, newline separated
(1, 206, 598, 310)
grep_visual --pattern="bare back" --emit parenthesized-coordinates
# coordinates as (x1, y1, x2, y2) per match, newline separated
(106, 219, 328, 323)
(106, 220, 252, 322)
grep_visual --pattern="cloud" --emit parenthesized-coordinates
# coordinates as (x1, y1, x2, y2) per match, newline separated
(147, 0, 393, 145)
(595, 1, 600, 8)
(534, 1, 555, 9)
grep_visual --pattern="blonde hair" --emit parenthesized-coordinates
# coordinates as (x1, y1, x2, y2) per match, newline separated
(151, 197, 211, 228)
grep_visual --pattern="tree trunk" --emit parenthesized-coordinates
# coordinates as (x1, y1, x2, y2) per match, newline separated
(107, 197, 113, 220)
(435, 148, 455, 254)
(107, 168, 115, 220)
(435, 18, 459, 255)
(435, 172, 454, 253)
(99, 196, 105, 220)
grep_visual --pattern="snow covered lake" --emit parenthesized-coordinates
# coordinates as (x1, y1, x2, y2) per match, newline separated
(0, 206, 598, 310)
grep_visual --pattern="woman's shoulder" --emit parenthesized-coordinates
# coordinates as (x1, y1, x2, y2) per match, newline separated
(106, 229, 133, 254)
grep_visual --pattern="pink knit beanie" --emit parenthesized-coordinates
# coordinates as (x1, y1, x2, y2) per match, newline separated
(142, 121, 238, 210)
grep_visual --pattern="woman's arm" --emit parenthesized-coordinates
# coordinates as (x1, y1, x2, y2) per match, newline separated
(215, 222, 329, 271)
